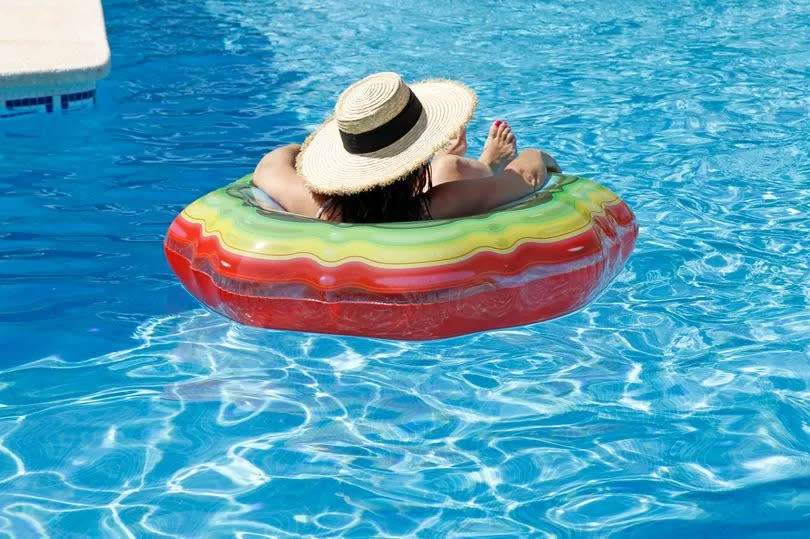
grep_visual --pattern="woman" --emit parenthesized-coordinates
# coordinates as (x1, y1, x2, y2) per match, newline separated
(253, 72, 560, 223)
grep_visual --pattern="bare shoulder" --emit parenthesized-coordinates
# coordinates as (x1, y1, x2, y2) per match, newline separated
(427, 164, 542, 220)
(252, 145, 299, 190)
(427, 178, 495, 220)
(254, 144, 300, 177)
(252, 144, 324, 217)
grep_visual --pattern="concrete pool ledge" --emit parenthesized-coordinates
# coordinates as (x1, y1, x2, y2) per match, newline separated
(1, 0, 110, 115)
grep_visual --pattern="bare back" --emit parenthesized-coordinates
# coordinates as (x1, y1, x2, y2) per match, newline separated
(252, 144, 547, 223)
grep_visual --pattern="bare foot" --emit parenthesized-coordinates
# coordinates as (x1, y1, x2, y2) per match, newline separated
(438, 125, 468, 157)
(479, 120, 517, 173)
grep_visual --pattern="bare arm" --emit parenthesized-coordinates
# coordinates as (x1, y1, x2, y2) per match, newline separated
(251, 144, 326, 217)
(428, 149, 547, 219)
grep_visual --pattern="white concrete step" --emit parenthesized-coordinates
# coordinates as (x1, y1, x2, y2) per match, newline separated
(1, 0, 111, 115)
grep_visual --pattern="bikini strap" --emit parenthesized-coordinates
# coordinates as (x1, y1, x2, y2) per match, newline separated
(315, 199, 332, 220)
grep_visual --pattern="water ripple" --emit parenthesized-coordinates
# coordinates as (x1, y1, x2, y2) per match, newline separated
(2, 0, 810, 535)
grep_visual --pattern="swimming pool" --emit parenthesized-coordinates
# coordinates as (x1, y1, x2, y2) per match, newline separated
(1, 0, 809, 535)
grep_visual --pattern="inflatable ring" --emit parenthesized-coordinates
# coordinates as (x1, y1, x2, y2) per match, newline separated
(164, 173, 637, 340)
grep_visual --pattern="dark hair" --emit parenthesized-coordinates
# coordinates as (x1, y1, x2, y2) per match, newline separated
(322, 164, 433, 223)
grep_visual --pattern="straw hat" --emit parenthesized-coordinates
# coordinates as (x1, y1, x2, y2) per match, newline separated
(296, 72, 477, 195)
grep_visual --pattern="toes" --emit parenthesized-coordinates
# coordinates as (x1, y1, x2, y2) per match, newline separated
(488, 120, 516, 148)
(500, 124, 512, 141)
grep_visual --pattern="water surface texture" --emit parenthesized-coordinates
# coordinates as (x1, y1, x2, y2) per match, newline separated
(1, 0, 809, 536)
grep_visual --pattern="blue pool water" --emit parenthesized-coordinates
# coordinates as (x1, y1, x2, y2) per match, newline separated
(1, 0, 809, 535)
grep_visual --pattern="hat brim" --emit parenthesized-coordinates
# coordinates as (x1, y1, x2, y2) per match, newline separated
(296, 80, 477, 195)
